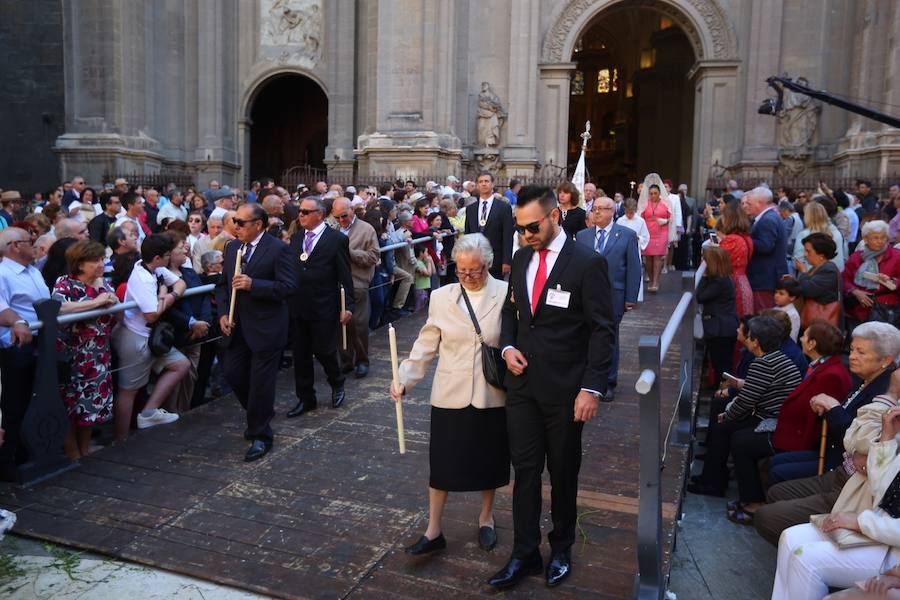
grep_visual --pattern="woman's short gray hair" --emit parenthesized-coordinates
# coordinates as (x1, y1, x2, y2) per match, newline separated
(852, 321, 900, 360)
(862, 220, 890, 238)
(452, 233, 494, 269)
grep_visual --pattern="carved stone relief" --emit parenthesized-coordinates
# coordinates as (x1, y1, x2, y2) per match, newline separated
(260, 0, 322, 67)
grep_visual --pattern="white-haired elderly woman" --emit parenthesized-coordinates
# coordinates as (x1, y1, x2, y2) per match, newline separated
(844, 220, 900, 324)
(390, 233, 510, 556)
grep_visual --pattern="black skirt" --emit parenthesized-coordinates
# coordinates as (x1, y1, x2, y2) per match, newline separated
(429, 404, 510, 492)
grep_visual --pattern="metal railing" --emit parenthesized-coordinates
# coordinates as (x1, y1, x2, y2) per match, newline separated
(633, 271, 699, 600)
(15, 231, 451, 484)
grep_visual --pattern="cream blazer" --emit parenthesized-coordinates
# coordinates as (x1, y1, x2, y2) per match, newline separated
(398, 276, 508, 409)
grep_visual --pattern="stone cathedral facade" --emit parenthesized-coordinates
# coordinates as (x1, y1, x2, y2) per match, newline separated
(3, 0, 899, 195)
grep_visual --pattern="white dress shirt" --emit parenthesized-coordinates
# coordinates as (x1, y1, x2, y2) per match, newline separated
(476, 196, 494, 225)
(303, 222, 328, 254)
(525, 229, 567, 307)
(593, 223, 614, 254)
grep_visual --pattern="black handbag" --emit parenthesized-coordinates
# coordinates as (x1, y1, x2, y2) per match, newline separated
(869, 297, 900, 328)
(148, 320, 176, 357)
(460, 287, 507, 391)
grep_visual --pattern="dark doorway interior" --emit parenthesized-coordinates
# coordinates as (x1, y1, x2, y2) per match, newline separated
(249, 75, 328, 182)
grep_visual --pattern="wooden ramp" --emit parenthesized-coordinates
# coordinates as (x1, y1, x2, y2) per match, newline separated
(0, 274, 691, 599)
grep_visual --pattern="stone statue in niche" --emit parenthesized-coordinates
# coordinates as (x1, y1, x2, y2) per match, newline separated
(476, 82, 507, 148)
(776, 77, 821, 176)
(261, 0, 321, 64)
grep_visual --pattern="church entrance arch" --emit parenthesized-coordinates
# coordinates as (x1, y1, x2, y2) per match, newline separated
(246, 73, 328, 183)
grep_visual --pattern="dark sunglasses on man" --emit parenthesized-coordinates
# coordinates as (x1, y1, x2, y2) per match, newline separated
(298, 208, 322, 216)
(514, 210, 554, 235)
(233, 217, 262, 228)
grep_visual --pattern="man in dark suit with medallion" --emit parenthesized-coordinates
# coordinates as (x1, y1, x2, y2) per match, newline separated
(489, 186, 615, 590)
(287, 196, 355, 416)
(464, 171, 513, 279)
(216, 203, 296, 462)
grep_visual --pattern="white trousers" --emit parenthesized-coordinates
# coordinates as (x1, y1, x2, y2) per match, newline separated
(772, 523, 895, 600)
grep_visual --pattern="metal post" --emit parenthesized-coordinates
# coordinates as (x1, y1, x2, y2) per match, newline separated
(17, 299, 76, 485)
(676, 272, 696, 445)
(634, 334, 663, 600)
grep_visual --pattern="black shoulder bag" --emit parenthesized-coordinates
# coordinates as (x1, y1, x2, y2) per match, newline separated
(460, 287, 507, 391)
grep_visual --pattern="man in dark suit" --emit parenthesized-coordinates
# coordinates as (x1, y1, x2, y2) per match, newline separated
(576, 196, 641, 400)
(489, 186, 615, 590)
(216, 203, 296, 461)
(464, 171, 513, 279)
(745, 186, 788, 312)
(286, 196, 355, 417)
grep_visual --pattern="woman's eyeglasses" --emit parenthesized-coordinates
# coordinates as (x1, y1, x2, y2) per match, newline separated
(514, 210, 554, 235)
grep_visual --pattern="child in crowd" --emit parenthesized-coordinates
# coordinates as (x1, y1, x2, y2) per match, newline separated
(414, 245, 434, 311)
(773, 280, 800, 342)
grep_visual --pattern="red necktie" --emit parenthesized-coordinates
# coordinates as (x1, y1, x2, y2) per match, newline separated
(531, 248, 550, 314)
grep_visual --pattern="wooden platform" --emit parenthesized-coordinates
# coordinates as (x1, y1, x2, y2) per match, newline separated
(0, 274, 692, 599)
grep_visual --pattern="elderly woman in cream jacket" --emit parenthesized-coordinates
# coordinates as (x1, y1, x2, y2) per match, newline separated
(390, 233, 509, 556)
(773, 403, 900, 600)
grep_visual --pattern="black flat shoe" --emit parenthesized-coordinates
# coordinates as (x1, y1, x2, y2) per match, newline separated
(354, 363, 369, 379)
(244, 440, 271, 462)
(287, 399, 317, 418)
(686, 482, 726, 497)
(404, 533, 446, 555)
(545, 551, 572, 587)
(331, 387, 345, 409)
(487, 552, 543, 589)
(601, 387, 615, 403)
(478, 526, 497, 551)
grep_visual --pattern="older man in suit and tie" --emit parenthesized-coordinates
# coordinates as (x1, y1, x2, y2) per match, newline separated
(745, 186, 789, 312)
(490, 186, 615, 590)
(216, 203, 296, 462)
(464, 171, 513, 279)
(576, 196, 641, 400)
(286, 196, 355, 417)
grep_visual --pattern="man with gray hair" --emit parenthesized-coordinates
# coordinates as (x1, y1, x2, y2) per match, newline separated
(55, 218, 88, 241)
(726, 179, 744, 199)
(745, 186, 788, 311)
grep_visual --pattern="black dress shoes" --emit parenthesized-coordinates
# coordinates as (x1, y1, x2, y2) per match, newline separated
(331, 387, 345, 409)
(404, 533, 446, 555)
(287, 399, 317, 418)
(354, 363, 369, 379)
(686, 481, 726, 497)
(244, 440, 271, 462)
(487, 552, 543, 589)
(545, 551, 572, 587)
(478, 526, 497, 551)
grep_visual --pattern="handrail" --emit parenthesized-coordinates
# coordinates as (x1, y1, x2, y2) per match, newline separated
(633, 271, 699, 600)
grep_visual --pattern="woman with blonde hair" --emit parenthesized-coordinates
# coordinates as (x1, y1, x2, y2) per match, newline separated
(793, 200, 846, 271)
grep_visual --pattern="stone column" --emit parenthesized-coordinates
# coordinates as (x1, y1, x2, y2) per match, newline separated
(689, 61, 740, 196)
(536, 63, 575, 178)
(324, 0, 356, 179)
(502, 0, 539, 178)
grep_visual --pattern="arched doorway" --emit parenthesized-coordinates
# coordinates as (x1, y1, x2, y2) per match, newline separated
(248, 74, 328, 182)
(567, 6, 695, 194)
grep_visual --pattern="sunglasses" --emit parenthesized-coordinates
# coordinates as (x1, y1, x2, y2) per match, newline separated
(298, 208, 322, 216)
(514, 210, 554, 235)
(233, 217, 262, 228)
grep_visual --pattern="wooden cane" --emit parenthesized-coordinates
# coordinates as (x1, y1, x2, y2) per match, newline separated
(340, 286, 347, 351)
(227, 245, 242, 326)
(817, 419, 828, 476)
(388, 324, 406, 454)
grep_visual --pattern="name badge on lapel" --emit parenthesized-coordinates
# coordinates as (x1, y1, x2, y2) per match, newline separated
(546, 285, 571, 309)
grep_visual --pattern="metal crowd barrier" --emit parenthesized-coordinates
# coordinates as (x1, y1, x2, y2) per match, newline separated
(633, 271, 700, 600)
(17, 231, 448, 484)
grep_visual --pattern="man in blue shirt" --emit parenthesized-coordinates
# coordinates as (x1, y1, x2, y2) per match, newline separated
(504, 178, 521, 205)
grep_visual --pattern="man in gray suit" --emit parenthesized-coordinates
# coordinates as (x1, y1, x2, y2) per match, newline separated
(576, 196, 641, 400)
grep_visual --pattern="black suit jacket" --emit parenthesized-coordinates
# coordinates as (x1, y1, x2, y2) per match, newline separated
(464, 198, 513, 270)
(501, 236, 616, 396)
(214, 233, 297, 353)
(288, 226, 355, 320)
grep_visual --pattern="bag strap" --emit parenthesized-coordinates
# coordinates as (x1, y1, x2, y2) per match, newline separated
(459, 287, 485, 343)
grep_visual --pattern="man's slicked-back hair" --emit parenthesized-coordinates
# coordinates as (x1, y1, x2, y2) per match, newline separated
(516, 185, 558, 212)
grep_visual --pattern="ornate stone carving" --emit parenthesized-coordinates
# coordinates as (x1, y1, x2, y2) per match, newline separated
(541, 0, 738, 63)
(260, 0, 322, 66)
(776, 77, 821, 176)
(474, 150, 502, 173)
(476, 82, 507, 148)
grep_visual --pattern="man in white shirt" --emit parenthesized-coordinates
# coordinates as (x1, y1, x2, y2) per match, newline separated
(115, 192, 147, 246)
(156, 188, 188, 226)
(110, 234, 189, 442)
(209, 188, 236, 221)
(0, 227, 49, 481)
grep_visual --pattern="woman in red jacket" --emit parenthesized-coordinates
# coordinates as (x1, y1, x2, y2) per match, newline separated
(843, 220, 900, 324)
(727, 320, 850, 524)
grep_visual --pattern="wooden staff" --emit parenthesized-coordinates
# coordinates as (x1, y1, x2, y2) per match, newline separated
(228, 245, 242, 326)
(389, 323, 406, 454)
(817, 419, 828, 475)
(340, 286, 347, 350)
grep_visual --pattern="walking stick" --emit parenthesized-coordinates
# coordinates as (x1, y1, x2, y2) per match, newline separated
(388, 323, 406, 454)
(340, 286, 347, 351)
(817, 419, 828, 476)
(228, 245, 242, 326)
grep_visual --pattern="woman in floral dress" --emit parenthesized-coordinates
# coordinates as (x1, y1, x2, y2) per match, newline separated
(53, 240, 119, 459)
